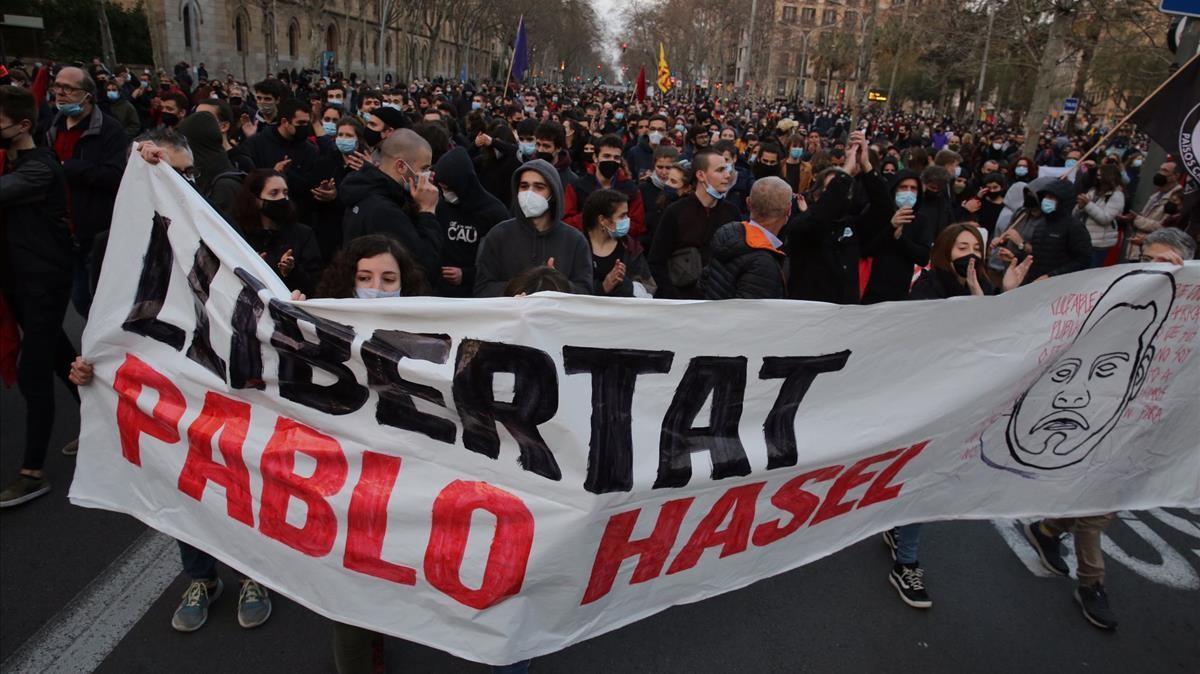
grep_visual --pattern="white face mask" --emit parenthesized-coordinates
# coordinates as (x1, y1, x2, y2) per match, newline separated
(518, 189, 550, 218)
(442, 188, 459, 204)
(354, 287, 402, 299)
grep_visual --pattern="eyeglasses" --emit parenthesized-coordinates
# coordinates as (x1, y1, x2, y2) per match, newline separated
(52, 83, 85, 95)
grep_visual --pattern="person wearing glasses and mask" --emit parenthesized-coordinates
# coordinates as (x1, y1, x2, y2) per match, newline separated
(45, 66, 129, 317)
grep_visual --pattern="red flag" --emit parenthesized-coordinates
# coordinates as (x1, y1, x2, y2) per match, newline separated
(635, 66, 647, 103)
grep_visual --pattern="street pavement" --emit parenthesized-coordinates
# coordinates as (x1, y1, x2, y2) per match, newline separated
(2, 312, 1198, 673)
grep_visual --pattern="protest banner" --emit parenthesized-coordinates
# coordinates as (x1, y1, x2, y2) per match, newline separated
(70, 154, 1200, 664)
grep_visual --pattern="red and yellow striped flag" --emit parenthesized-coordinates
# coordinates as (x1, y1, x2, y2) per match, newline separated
(657, 43, 671, 93)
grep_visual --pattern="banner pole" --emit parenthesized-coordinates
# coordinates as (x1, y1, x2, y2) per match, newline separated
(503, 15, 522, 100)
(1067, 51, 1200, 177)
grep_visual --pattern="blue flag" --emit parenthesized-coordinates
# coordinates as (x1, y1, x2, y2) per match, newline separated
(511, 16, 529, 82)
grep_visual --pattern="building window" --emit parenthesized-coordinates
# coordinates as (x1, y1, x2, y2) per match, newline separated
(326, 24, 337, 53)
(823, 8, 838, 24)
(183, 5, 194, 48)
(288, 20, 299, 58)
(234, 14, 246, 52)
(782, 5, 796, 22)
(845, 10, 857, 27)
(801, 7, 815, 24)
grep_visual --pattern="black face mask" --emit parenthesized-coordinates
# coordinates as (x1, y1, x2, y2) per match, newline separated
(292, 124, 314, 141)
(230, 97, 243, 108)
(1152, 173, 1168, 187)
(363, 127, 382, 147)
(597, 160, 620, 180)
(753, 163, 778, 179)
(260, 197, 292, 224)
(160, 113, 180, 128)
(952, 253, 981, 278)
(535, 151, 555, 164)
(1163, 202, 1179, 215)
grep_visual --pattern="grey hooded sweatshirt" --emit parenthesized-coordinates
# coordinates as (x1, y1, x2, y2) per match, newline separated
(473, 158, 593, 296)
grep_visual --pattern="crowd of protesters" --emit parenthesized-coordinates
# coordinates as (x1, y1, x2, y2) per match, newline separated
(1, 56, 1197, 670)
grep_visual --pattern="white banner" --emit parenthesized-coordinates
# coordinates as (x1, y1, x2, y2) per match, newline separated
(71, 155, 1200, 664)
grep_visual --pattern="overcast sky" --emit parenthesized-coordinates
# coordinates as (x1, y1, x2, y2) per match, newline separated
(591, 0, 628, 80)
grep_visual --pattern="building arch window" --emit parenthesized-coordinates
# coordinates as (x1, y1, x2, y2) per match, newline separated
(234, 12, 248, 53)
(180, 1, 201, 49)
(325, 23, 338, 54)
(288, 18, 300, 59)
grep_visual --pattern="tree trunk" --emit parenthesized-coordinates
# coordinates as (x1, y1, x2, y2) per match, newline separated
(97, 0, 117, 66)
(1023, 5, 1074, 157)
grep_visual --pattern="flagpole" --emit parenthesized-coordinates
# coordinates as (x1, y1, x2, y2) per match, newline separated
(503, 15, 523, 100)
(1068, 51, 1200, 177)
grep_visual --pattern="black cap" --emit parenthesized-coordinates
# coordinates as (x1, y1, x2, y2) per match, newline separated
(372, 106, 409, 131)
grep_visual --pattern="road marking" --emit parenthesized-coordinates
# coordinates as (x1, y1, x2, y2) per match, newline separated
(1, 529, 180, 674)
(992, 509, 1200, 590)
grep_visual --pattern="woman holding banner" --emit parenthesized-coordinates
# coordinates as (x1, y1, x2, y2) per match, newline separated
(887, 223, 1033, 608)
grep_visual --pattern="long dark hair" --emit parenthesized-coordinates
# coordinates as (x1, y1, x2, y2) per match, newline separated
(316, 234, 429, 298)
(234, 169, 294, 235)
(931, 222, 986, 280)
(503, 266, 572, 296)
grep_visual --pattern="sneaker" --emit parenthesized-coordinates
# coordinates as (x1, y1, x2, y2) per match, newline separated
(889, 562, 932, 609)
(1023, 521, 1070, 577)
(237, 579, 272, 628)
(62, 439, 79, 456)
(0, 475, 51, 508)
(1075, 584, 1118, 630)
(172, 578, 223, 632)
(882, 528, 898, 561)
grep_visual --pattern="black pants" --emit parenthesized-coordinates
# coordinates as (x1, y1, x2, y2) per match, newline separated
(7, 284, 78, 471)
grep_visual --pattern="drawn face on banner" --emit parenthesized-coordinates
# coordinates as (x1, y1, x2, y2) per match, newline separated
(1005, 271, 1174, 471)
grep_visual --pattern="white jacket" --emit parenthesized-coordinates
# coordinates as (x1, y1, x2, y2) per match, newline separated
(1074, 188, 1124, 249)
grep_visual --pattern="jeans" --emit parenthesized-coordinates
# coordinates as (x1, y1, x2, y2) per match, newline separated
(1091, 247, 1112, 268)
(1042, 514, 1116, 585)
(179, 541, 218, 582)
(6, 285, 78, 471)
(895, 523, 922, 565)
(70, 245, 95, 320)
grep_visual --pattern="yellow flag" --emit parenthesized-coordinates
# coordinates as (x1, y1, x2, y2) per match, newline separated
(657, 43, 671, 93)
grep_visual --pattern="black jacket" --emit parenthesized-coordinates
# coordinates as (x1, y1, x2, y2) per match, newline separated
(1024, 179, 1092, 282)
(786, 170, 890, 304)
(46, 108, 128, 246)
(648, 193, 740, 299)
(230, 127, 324, 219)
(473, 158, 593, 296)
(908, 266, 994, 300)
(700, 221, 786, 300)
(242, 221, 323, 298)
(433, 147, 510, 297)
(475, 137, 522, 209)
(341, 164, 444, 288)
(0, 147, 74, 287)
(862, 170, 934, 304)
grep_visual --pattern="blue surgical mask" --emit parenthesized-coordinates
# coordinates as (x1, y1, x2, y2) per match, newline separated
(519, 141, 536, 157)
(1040, 198, 1057, 214)
(614, 112, 625, 121)
(361, 112, 373, 123)
(789, 147, 803, 160)
(675, 123, 686, 133)
(1014, 166, 1029, 177)
(354, 287, 403, 299)
(1132, 159, 1143, 167)
(704, 183, 726, 200)
(471, 101, 482, 111)
(335, 137, 357, 154)
(1064, 159, 1078, 168)
(954, 165, 962, 177)
(894, 191, 918, 210)
(611, 216, 630, 238)
(57, 102, 84, 117)
(322, 121, 337, 135)
(106, 91, 120, 101)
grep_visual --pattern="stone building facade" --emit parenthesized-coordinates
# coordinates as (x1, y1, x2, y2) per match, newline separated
(128, 0, 504, 83)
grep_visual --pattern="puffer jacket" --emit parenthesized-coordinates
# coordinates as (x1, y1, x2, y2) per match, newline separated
(1075, 187, 1125, 249)
(1024, 179, 1092, 282)
(699, 221, 786, 300)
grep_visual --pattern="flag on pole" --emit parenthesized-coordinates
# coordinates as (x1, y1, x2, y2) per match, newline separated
(635, 66, 647, 103)
(657, 43, 671, 93)
(511, 16, 530, 83)
(1129, 53, 1200, 190)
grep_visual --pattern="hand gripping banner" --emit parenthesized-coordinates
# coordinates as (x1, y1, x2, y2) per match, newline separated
(71, 155, 1200, 664)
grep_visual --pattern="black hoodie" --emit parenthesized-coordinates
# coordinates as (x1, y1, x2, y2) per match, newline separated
(473, 159, 593, 296)
(1024, 179, 1091, 282)
(341, 163, 444, 288)
(433, 147, 510, 297)
(862, 169, 934, 303)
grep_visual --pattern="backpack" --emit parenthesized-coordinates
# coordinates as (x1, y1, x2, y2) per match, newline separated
(205, 170, 246, 200)
(668, 246, 703, 287)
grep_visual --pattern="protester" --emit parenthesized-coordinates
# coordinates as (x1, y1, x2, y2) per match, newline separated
(994, 179, 1090, 283)
(1075, 162, 1126, 267)
(699, 176, 791, 300)
(1120, 160, 1183, 261)
(232, 168, 323, 297)
(581, 188, 654, 297)
(432, 146, 510, 296)
(564, 133, 646, 239)
(0, 85, 78, 506)
(474, 158, 591, 295)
